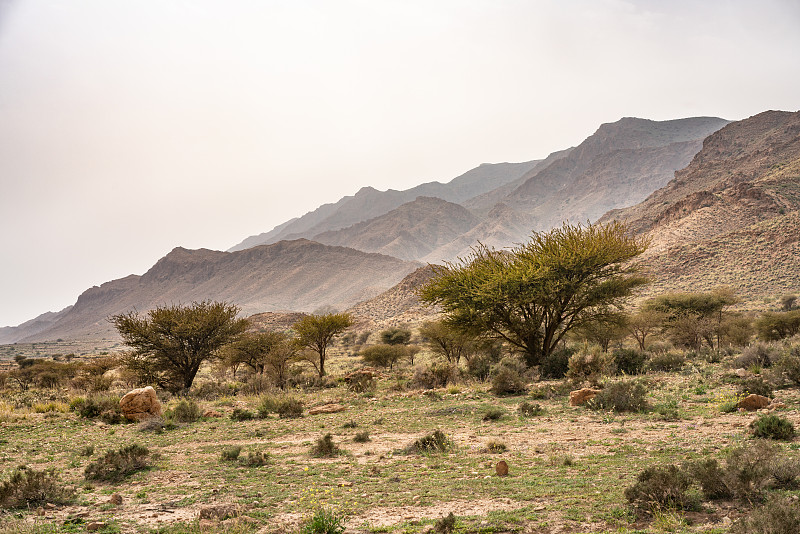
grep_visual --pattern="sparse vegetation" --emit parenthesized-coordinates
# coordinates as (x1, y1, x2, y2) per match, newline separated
(0, 466, 74, 509)
(310, 433, 341, 458)
(84, 444, 152, 482)
(750, 414, 796, 440)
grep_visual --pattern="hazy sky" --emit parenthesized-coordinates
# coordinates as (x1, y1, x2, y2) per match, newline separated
(1, 0, 799, 327)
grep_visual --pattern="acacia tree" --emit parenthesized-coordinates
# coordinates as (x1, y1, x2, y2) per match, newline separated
(225, 331, 297, 388)
(291, 313, 353, 377)
(418, 320, 476, 365)
(419, 222, 649, 367)
(111, 301, 248, 393)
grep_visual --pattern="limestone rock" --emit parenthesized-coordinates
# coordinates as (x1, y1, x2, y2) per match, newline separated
(119, 386, 162, 421)
(734, 368, 748, 378)
(738, 394, 770, 411)
(496, 460, 509, 476)
(308, 403, 347, 415)
(569, 388, 601, 406)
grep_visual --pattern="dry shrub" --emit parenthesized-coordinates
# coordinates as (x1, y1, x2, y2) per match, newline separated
(84, 444, 151, 482)
(734, 342, 778, 369)
(518, 401, 545, 416)
(258, 394, 303, 418)
(310, 434, 341, 458)
(612, 348, 647, 375)
(624, 464, 699, 512)
(0, 466, 74, 509)
(353, 431, 370, 443)
(646, 351, 685, 372)
(221, 446, 242, 461)
(490, 356, 528, 395)
(589, 380, 649, 413)
(410, 362, 458, 389)
(69, 394, 122, 422)
(567, 349, 614, 385)
(731, 496, 800, 534)
(737, 376, 773, 398)
(406, 430, 452, 454)
(169, 398, 201, 423)
(485, 440, 507, 453)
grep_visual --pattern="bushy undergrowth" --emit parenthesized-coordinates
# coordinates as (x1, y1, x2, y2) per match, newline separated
(731, 496, 800, 534)
(84, 444, 152, 482)
(612, 348, 647, 375)
(258, 394, 303, 419)
(737, 376, 773, 398)
(310, 434, 341, 458)
(750, 414, 796, 440)
(518, 401, 545, 417)
(411, 362, 459, 389)
(646, 351, 685, 372)
(168, 398, 201, 423)
(482, 407, 505, 421)
(490, 356, 528, 395)
(300, 507, 346, 534)
(589, 380, 649, 413)
(353, 431, 370, 443)
(230, 408, 256, 421)
(406, 430, 452, 454)
(566, 350, 613, 385)
(624, 464, 699, 512)
(539, 347, 575, 379)
(0, 465, 74, 509)
(69, 394, 123, 424)
(734, 342, 778, 369)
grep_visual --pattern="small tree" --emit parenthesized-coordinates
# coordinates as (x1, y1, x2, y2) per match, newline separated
(418, 320, 476, 365)
(755, 310, 800, 341)
(626, 308, 666, 351)
(574, 312, 628, 352)
(225, 331, 297, 389)
(111, 301, 248, 393)
(291, 313, 353, 377)
(380, 327, 412, 346)
(361, 344, 405, 369)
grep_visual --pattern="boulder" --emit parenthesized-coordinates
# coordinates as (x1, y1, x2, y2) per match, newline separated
(496, 461, 509, 476)
(119, 386, 163, 421)
(569, 388, 601, 406)
(738, 394, 770, 411)
(308, 403, 347, 415)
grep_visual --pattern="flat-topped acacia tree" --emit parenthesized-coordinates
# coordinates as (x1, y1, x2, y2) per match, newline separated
(111, 300, 248, 393)
(420, 222, 649, 367)
(291, 313, 353, 377)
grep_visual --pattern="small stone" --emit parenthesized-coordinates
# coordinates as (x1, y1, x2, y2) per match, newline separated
(109, 493, 123, 506)
(86, 522, 108, 532)
(738, 394, 770, 411)
(569, 388, 601, 406)
(496, 460, 509, 476)
(734, 368, 748, 377)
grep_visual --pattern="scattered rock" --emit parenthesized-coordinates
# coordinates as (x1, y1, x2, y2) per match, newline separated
(738, 394, 770, 411)
(109, 493, 123, 506)
(119, 386, 163, 421)
(768, 400, 786, 411)
(86, 522, 108, 532)
(496, 461, 509, 476)
(569, 388, 601, 406)
(734, 368, 748, 378)
(199, 504, 239, 521)
(203, 410, 222, 418)
(308, 403, 347, 415)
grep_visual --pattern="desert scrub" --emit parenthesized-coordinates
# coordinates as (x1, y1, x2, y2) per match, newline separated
(70, 394, 123, 423)
(612, 348, 647, 375)
(733, 342, 778, 369)
(731, 495, 800, 534)
(221, 446, 243, 462)
(646, 351, 685, 372)
(230, 408, 256, 421)
(717, 391, 744, 413)
(0, 465, 75, 508)
(84, 444, 152, 482)
(566, 349, 614, 385)
(258, 393, 304, 419)
(168, 398, 201, 423)
(736, 376, 773, 398)
(485, 440, 507, 453)
(300, 507, 346, 534)
(405, 430, 452, 454)
(434, 512, 456, 533)
(240, 450, 270, 467)
(589, 380, 649, 413)
(518, 401, 544, 416)
(489, 356, 528, 395)
(482, 407, 505, 421)
(353, 431, 370, 443)
(310, 434, 341, 458)
(750, 414, 796, 440)
(624, 464, 699, 513)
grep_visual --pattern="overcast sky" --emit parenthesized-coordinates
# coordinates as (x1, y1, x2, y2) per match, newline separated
(1, 0, 799, 327)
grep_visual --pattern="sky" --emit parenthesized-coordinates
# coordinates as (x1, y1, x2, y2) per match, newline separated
(1, 0, 799, 328)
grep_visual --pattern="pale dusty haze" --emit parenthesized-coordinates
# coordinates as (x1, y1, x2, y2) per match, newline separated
(1, 0, 799, 327)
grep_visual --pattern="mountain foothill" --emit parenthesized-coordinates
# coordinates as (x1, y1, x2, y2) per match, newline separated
(5, 110, 799, 344)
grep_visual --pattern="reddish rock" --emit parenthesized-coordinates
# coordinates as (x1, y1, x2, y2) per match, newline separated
(496, 461, 509, 476)
(203, 410, 222, 418)
(738, 394, 770, 411)
(119, 386, 162, 421)
(569, 388, 601, 406)
(86, 522, 108, 532)
(308, 403, 347, 415)
(109, 493, 123, 506)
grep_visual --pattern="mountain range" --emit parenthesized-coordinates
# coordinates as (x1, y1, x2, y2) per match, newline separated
(7, 111, 800, 343)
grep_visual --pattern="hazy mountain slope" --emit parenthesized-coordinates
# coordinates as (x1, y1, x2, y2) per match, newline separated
(312, 197, 481, 261)
(600, 110, 800, 305)
(23, 240, 420, 342)
(0, 306, 72, 344)
(228, 160, 540, 251)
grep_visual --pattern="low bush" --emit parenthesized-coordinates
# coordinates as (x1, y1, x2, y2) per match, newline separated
(724, 440, 781, 499)
(653, 397, 681, 421)
(737, 376, 773, 398)
(464, 353, 495, 382)
(300, 507, 346, 534)
(410, 362, 459, 389)
(612, 348, 647, 375)
(258, 394, 303, 419)
(353, 431, 370, 443)
(310, 434, 341, 458)
(589, 380, 649, 413)
(70, 394, 122, 422)
(169, 398, 201, 423)
(406, 430, 452, 454)
(485, 440, 507, 453)
(482, 407, 505, 421)
(624, 464, 698, 512)
(518, 401, 544, 417)
(489, 356, 528, 395)
(733, 342, 778, 369)
(221, 446, 242, 461)
(773, 344, 800, 386)
(84, 444, 152, 482)
(240, 450, 270, 467)
(731, 496, 800, 534)
(230, 408, 256, 421)
(540, 347, 575, 379)
(646, 351, 685, 372)
(566, 349, 614, 385)
(0, 466, 74, 509)
(434, 512, 456, 533)
(750, 414, 796, 440)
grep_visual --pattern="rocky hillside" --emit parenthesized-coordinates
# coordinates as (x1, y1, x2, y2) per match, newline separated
(22, 240, 420, 342)
(601, 110, 800, 305)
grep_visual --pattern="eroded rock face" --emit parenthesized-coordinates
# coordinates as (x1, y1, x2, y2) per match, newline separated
(119, 386, 162, 421)
(569, 388, 601, 406)
(738, 394, 770, 411)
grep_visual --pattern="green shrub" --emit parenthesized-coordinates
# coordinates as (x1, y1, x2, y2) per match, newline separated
(750, 414, 796, 440)
(731, 496, 800, 534)
(734, 342, 778, 368)
(411, 362, 459, 389)
(540, 347, 575, 379)
(653, 397, 681, 421)
(353, 431, 370, 443)
(70, 394, 122, 421)
(240, 450, 270, 467)
(624, 464, 699, 512)
(434, 512, 456, 533)
(169, 398, 201, 423)
(589, 380, 649, 413)
(482, 407, 505, 421)
(769, 455, 800, 489)
(300, 507, 346, 534)
(612, 348, 647, 375)
(310, 434, 341, 458)
(486, 440, 507, 453)
(464, 353, 496, 381)
(406, 430, 452, 454)
(686, 459, 732, 500)
(221, 446, 242, 462)
(259, 394, 305, 419)
(646, 351, 685, 372)
(518, 401, 544, 417)
(737, 376, 773, 398)
(230, 408, 256, 421)
(773, 345, 800, 386)
(0, 466, 74, 509)
(489, 356, 528, 395)
(84, 444, 151, 482)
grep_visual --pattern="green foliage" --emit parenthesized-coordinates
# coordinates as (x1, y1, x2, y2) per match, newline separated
(489, 356, 528, 395)
(169, 399, 201, 423)
(434, 512, 456, 533)
(258, 394, 303, 419)
(240, 450, 270, 467)
(750, 414, 796, 440)
(112, 301, 248, 393)
(0, 465, 74, 509)
(757, 310, 800, 341)
(774, 344, 800, 386)
(353, 431, 370, 443)
(485, 440, 507, 453)
(574, 312, 629, 352)
(626, 308, 666, 351)
(380, 327, 412, 346)
(230, 408, 256, 421)
(419, 222, 649, 367)
(300, 507, 346, 534)
(645, 288, 737, 351)
(360, 344, 405, 369)
(612, 348, 647, 375)
(418, 320, 476, 364)
(292, 313, 353, 377)
(310, 434, 341, 458)
(731, 496, 800, 534)
(518, 401, 545, 416)
(84, 444, 151, 482)
(482, 407, 505, 421)
(220, 446, 242, 461)
(70, 394, 123, 423)
(624, 464, 699, 512)
(646, 351, 685, 372)
(406, 430, 452, 454)
(224, 331, 297, 390)
(539, 346, 575, 379)
(737, 376, 773, 398)
(589, 380, 649, 413)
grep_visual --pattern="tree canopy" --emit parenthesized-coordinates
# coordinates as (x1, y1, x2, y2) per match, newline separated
(111, 301, 248, 393)
(419, 222, 649, 367)
(291, 313, 353, 377)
